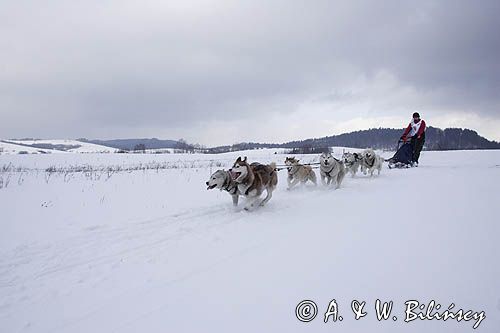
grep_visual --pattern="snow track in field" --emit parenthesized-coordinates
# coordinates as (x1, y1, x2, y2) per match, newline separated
(0, 149, 499, 332)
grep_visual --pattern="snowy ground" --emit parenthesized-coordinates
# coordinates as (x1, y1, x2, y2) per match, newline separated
(0, 148, 499, 333)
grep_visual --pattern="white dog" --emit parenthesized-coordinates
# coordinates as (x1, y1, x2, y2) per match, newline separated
(206, 169, 240, 206)
(360, 148, 383, 177)
(319, 152, 346, 189)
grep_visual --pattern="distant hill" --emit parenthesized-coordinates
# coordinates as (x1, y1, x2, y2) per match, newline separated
(280, 127, 500, 150)
(3, 127, 498, 155)
(0, 139, 117, 154)
(208, 127, 500, 152)
(78, 138, 180, 151)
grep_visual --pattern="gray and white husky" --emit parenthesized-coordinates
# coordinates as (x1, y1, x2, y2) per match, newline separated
(360, 148, 383, 177)
(342, 152, 363, 177)
(284, 157, 317, 189)
(230, 157, 278, 210)
(206, 169, 240, 206)
(319, 152, 346, 189)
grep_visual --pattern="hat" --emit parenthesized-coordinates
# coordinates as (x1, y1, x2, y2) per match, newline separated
(412, 112, 420, 118)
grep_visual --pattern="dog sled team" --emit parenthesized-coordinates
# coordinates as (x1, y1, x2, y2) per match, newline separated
(206, 148, 383, 210)
(206, 112, 425, 210)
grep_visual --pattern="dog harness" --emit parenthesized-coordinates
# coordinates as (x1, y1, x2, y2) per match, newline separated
(364, 157, 375, 168)
(222, 171, 238, 195)
(288, 165, 301, 176)
(323, 165, 335, 177)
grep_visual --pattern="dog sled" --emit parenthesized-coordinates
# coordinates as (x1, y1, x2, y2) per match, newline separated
(386, 139, 414, 169)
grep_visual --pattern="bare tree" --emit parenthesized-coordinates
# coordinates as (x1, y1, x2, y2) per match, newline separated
(134, 143, 146, 153)
(175, 139, 194, 153)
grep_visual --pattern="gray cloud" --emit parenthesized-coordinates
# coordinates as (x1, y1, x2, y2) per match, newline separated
(1, 0, 499, 144)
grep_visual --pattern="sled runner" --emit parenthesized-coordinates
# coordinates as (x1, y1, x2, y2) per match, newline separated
(386, 139, 414, 169)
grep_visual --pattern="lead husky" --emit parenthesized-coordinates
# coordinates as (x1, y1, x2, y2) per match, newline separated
(206, 169, 240, 206)
(284, 157, 317, 189)
(342, 152, 363, 177)
(360, 148, 383, 177)
(319, 152, 346, 188)
(230, 157, 278, 210)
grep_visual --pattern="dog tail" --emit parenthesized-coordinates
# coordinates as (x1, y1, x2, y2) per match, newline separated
(268, 162, 278, 187)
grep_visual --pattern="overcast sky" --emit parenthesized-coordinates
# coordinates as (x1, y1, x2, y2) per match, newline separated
(1, 0, 499, 145)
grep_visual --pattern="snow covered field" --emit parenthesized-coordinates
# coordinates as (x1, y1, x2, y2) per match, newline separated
(0, 139, 117, 154)
(0, 148, 499, 332)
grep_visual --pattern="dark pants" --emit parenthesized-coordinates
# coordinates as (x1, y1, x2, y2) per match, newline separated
(411, 134, 425, 163)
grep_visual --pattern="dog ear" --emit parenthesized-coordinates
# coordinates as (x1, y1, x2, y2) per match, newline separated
(243, 156, 247, 162)
(236, 157, 241, 162)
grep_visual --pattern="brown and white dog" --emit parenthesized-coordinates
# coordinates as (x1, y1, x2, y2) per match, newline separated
(230, 157, 278, 210)
(284, 157, 317, 189)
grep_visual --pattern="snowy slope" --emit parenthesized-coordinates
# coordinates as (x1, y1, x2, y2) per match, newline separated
(0, 149, 499, 332)
(1, 139, 118, 154)
(0, 140, 58, 154)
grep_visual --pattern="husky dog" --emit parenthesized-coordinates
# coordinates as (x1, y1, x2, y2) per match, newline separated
(206, 169, 240, 206)
(284, 157, 317, 189)
(230, 157, 278, 210)
(319, 152, 346, 188)
(342, 152, 363, 177)
(360, 148, 383, 177)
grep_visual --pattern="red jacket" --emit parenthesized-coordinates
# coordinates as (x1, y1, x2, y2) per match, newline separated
(402, 119, 426, 140)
